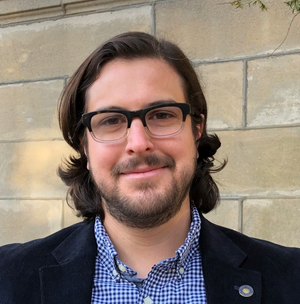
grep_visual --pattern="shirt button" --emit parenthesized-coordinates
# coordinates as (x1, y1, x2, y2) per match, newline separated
(144, 297, 152, 304)
(179, 267, 184, 275)
(112, 269, 118, 276)
(118, 264, 126, 272)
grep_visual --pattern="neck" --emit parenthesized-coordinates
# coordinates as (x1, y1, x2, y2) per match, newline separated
(102, 199, 191, 278)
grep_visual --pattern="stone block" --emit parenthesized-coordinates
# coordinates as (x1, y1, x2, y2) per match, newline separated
(0, 7, 64, 25)
(0, 80, 63, 141)
(0, 141, 71, 198)
(63, 200, 83, 227)
(247, 54, 300, 126)
(155, 0, 300, 60)
(0, 0, 61, 15)
(0, 6, 152, 82)
(243, 199, 300, 247)
(64, 0, 157, 14)
(213, 127, 300, 197)
(196, 61, 244, 129)
(0, 199, 62, 246)
(204, 200, 239, 231)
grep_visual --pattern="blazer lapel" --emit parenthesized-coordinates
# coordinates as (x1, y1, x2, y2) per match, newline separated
(39, 215, 263, 303)
(39, 221, 97, 304)
(200, 215, 262, 304)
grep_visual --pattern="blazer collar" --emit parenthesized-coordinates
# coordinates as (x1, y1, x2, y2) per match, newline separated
(200, 215, 262, 303)
(39, 215, 263, 304)
(39, 220, 97, 304)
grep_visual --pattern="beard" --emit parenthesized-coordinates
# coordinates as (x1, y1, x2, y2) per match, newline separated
(90, 153, 197, 229)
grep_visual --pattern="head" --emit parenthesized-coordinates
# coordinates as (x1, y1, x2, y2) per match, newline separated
(58, 31, 225, 223)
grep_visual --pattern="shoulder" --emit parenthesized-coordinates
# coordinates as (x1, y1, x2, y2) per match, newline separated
(200, 215, 300, 302)
(0, 221, 95, 303)
(0, 221, 93, 273)
(1, 221, 86, 254)
(201, 214, 300, 272)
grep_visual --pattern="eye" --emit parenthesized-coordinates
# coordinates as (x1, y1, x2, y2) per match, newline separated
(99, 114, 127, 126)
(148, 110, 176, 120)
(101, 116, 124, 125)
(92, 113, 127, 131)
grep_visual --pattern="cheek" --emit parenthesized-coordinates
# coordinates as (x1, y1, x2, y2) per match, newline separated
(163, 136, 195, 161)
(88, 142, 123, 174)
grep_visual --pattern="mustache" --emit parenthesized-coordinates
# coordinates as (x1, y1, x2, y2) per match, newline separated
(112, 154, 176, 176)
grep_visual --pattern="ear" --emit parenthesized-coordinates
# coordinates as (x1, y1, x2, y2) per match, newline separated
(195, 114, 204, 159)
(195, 114, 204, 141)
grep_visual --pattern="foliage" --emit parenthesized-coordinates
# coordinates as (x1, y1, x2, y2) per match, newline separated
(285, 0, 300, 13)
(229, 1, 267, 10)
(229, 0, 300, 13)
(228, 0, 300, 54)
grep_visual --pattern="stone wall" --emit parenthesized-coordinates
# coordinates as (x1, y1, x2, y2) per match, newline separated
(0, 0, 299, 246)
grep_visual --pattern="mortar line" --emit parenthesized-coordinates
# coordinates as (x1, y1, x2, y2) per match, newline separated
(0, 76, 69, 86)
(242, 59, 248, 128)
(0, 138, 64, 144)
(220, 196, 246, 200)
(0, 197, 67, 201)
(63, 77, 67, 88)
(192, 49, 300, 66)
(220, 195, 300, 200)
(208, 123, 300, 132)
(151, 2, 156, 37)
(61, 2, 66, 16)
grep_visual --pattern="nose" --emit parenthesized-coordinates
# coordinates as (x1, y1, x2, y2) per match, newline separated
(125, 118, 154, 155)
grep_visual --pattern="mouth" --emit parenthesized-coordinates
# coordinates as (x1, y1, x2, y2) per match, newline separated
(123, 165, 164, 174)
(121, 166, 167, 179)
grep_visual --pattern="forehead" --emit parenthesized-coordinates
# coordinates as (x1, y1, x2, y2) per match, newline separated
(86, 58, 186, 112)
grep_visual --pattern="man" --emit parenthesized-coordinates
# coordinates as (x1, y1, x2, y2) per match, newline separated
(0, 32, 299, 304)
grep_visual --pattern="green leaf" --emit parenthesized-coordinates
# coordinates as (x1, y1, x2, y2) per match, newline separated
(229, 1, 244, 9)
(285, 0, 300, 13)
(230, 1, 268, 11)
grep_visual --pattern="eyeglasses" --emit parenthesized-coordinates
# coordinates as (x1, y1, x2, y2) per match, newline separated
(82, 103, 193, 143)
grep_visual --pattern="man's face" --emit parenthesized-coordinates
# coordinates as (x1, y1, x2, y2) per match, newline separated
(85, 58, 201, 228)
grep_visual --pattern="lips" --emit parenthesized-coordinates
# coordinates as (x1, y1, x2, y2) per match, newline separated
(121, 166, 164, 175)
(122, 166, 166, 179)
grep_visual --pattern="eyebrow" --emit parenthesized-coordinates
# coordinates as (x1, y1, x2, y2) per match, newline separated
(94, 99, 179, 112)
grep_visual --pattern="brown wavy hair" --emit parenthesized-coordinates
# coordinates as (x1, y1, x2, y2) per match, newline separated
(58, 31, 226, 221)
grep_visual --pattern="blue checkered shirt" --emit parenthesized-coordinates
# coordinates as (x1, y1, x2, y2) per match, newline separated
(91, 205, 207, 303)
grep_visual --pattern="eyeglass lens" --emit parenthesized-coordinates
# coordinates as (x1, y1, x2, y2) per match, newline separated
(90, 106, 184, 141)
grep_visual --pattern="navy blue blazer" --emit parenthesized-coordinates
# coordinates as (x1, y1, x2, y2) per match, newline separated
(0, 215, 299, 304)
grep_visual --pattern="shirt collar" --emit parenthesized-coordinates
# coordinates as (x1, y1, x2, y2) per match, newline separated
(176, 204, 201, 264)
(94, 204, 201, 280)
